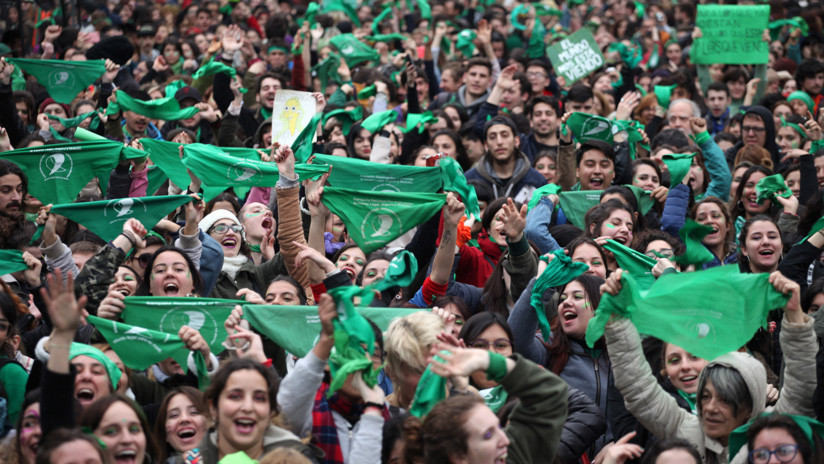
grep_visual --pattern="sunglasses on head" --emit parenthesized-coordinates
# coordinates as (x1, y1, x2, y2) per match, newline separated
(136, 253, 153, 268)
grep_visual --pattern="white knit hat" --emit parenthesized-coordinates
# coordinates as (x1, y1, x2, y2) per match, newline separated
(199, 209, 244, 240)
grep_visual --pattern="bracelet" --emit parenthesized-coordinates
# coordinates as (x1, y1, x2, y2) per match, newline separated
(362, 401, 384, 411)
(119, 232, 136, 249)
(485, 351, 508, 383)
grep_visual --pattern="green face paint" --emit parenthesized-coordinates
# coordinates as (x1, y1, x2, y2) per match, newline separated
(245, 211, 264, 218)
(606, 223, 616, 229)
(583, 302, 590, 308)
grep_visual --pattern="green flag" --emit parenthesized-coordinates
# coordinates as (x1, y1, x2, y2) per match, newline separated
(47, 195, 193, 243)
(602, 239, 657, 289)
(322, 107, 363, 135)
(586, 265, 789, 360)
(322, 187, 447, 253)
(243, 304, 422, 358)
(415, 0, 432, 20)
(139, 138, 191, 190)
(192, 58, 237, 79)
(360, 110, 398, 134)
(122, 296, 237, 355)
(756, 174, 792, 204)
(562, 112, 614, 144)
(88, 315, 190, 371)
(675, 220, 715, 266)
(409, 357, 447, 417)
(662, 153, 695, 186)
(558, 190, 602, 229)
(531, 250, 589, 341)
(313, 154, 441, 192)
(181, 144, 328, 200)
(108, 90, 199, 121)
(311, 53, 343, 91)
(528, 183, 562, 212)
(330, 34, 379, 67)
(7, 58, 106, 104)
(0, 249, 28, 275)
(401, 112, 439, 134)
(0, 141, 121, 205)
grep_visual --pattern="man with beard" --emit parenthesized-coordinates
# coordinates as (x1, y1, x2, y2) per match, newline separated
(465, 116, 546, 202)
(0, 160, 26, 249)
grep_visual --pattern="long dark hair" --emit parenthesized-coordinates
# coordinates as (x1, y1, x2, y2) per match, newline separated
(737, 215, 781, 273)
(746, 413, 824, 464)
(135, 246, 204, 296)
(78, 393, 158, 462)
(545, 274, 605, 375)
(204, 358, 280, 416)
(458, 312, 515, 351)
(153, 386, 206, 463)
(729, 165, 775, 222)
(431, 129, 472, 171)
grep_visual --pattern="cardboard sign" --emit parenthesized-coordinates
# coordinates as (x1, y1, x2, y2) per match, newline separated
(546, 28, 605, 84)
(690, 5, 769, 64)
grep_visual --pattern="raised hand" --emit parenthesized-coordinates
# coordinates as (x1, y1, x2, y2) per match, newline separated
(499, 197, 527, 242)
(769, 271, 803, 321)
(442, 192, 466, 228)
(304, 171, 330, 218)
(179, 326, 213, 369)
(688, 117, 708, 135)
(0, 59, 14, 86)
(273, 144, 296, 179)
(293, 241, 336, 273)
(221, 25, 244, 52)
(41, 269, 87, 337)
(615, 91, 641, 121)
(101, 58, 120, 84)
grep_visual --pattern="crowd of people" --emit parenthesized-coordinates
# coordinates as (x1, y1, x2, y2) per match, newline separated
(0, 0, 823, 463)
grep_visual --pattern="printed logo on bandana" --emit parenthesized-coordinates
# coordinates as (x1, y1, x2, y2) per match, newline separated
(581, 118, 611, 140)
(362, 208, 401, 240)
(371, 183, 401, 192)
(39, 153, 73, 181)
(159, 309, 219, 345)
(228, 161, 261, 183)
(48, 70, 75, 88)
(341, 45, 355, 55)
(686, 321, 715, 342)
(105, 198, 147, 224)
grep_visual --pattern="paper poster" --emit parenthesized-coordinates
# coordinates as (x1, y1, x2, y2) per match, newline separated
(546, 28, 605, 84)
(690, 5, 769, 64)
(271, 90, 317, 148)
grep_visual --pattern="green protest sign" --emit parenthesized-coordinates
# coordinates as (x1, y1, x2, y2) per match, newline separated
(690, 5, 769, 65)
(242, 304, 423, 358)
(122, 297, 237, 355)
(546, 28, 605, 84)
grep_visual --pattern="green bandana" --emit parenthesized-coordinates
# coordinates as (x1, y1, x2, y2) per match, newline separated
(192, 57, 237, 79)
(325, 286, 380, 394)
(558, 190, 602, 229)
(0, 141, 122, 205)
(181, 144, 328, 200)
(767, 17, 810, 41)
(677, 389, 697, 414)
(455, 29, 477, 58)
(68, 342, 122, 390)
(312, 154, 442, 192)
(531, 250, 589, 341)
(602, 239, 657, 289)
(323, 0, 361, 26)
(409, 355, 447, 417)
(311, 53, 343, 92)
(7, 58, 105, 104)
(439, 157, 481, 221)
(612, 119, 651, 160)
(361, 110, 397, 134)
(46, 111, 101, 130)
(662, 153, 695, 186)
(0, 249, 28, 275)
(528, 184, 562, 212)
(401, 112, 439, 134)
(139, 138, 191, 190)
(787, 91, 815, 114)
(10, 66, 25, 92)
(321, 187, 446, 253)
(292, 112, 324, 163)
(798, 215, 824, 245)
(357, 84, 377, 100)
(372, 6, 392, 34)
(330, 34, 379, 67)
(414, 0, 432, 20)
(779, 115, 805, 138)
(586, 265, 789, 360)
(624, 185, 655, 215)
(243, 304, 422, 358)
(675, 220, 715, 266)
(561, 112, 614, 144)
(322, 107, 363, 135)
(756, 174, 792, 204)
(43, 195, 194, 243)
(654, 84, 677, 109)
(88, 315, 190, 372)
(730, 413, 824, 461)
(480, 385, 509, 413)
(608, 43, 644, 69)
(122, 297, 237, 355)
(527, 19, 547, 59)
(107, 90, 200, 121)
(365, 34, 407, 43)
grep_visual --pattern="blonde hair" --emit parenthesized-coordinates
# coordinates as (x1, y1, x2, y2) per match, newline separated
(384, 312, 445, 388)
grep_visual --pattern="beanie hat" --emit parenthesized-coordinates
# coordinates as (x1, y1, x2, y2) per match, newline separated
(199, 210, 245, 241)
(85, 35, 135, 66)
(39, 97, 72, 118)
(787, 90, 815, 114)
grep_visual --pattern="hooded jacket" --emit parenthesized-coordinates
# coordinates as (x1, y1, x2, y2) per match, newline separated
(605, 314, 817, 464)
(724, 105, 782, 171)
(465, 153, 547, 202)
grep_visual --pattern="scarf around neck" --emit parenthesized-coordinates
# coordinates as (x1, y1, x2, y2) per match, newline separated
(222, 254, 249, 280)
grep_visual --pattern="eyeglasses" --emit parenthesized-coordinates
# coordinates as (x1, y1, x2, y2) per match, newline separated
(470, 339, 512, 352)
(210, 224, 243, 234)
(136, 253, 153, 269)
(749, 444, 799, 464)
(526, 72, 547, 79)
(742, 125, 766, 134)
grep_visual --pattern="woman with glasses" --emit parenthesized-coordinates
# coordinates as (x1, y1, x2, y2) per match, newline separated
(742, 413, 824, 464)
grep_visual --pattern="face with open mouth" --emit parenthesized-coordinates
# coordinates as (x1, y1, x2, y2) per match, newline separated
(71, 355, 113, 408)
(210, 219, 245, 258)
(335, 247, 366, 283)
(462, 404, 511, 464)
(239, 202, 274, 244)
(94, 401, 147, 464)
(213, 369, 273, 458)
(577, 149, 615, 191)
(741, 171, 770, 216)
(741, 220, 782, 272)
(598, 210, 634, 246)
(19, 402, 41, 464)
(700, 379, 750, 441)
(664, 343, 708, 394)
(558, 280, 595, 340)
(695, 202, 728, 249)
(165, 392, 207, 453)
(109, 266, 139, 297)
(149, 251, 195, 297)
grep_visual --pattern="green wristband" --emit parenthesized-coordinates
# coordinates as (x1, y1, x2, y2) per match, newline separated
(486, 351, 508, 382)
